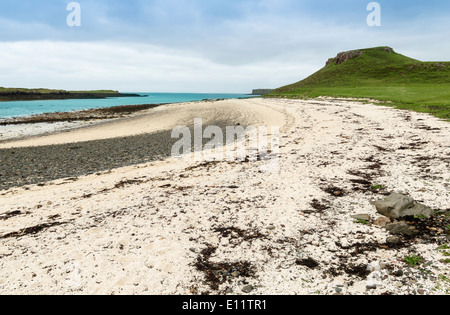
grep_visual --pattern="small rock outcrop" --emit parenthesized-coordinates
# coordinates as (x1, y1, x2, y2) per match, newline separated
(371, 193, 433, 220)
(326, 47, 395, 66)
(326, 50, 363, 65)
(252, 89, 274, 96)
(385, 221, 419, 237)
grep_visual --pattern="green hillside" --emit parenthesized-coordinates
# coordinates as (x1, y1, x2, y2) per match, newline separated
(270, 47, 450, 120)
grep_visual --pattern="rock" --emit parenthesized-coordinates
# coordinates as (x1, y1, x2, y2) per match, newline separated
(328, 50, 363, 65)
(231, 271, 241, 277)
(252, 89, 274, 96)
(326, 58, 336, 66)
(437, 209, 450, 215)
(374, 217, 391, 227)
(371, 193, 433, 219)
(366, 271, 382, 290)
(366, 284, 378, 290)
(351, 214, 371, 222)
(242, 285, 254, 293)
(393, 269, 404, 277)
(334, 286, 343, 294)
(371, 193, 413, 218)
(386, 236, 402, 245)
(385, 222, 418, 237)
(406, 203, 434, 218)
(367, 262, 381, 273)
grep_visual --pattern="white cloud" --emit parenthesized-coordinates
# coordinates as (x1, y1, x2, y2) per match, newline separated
(0, 2, 449, 92)
(0, 41, 317, 92)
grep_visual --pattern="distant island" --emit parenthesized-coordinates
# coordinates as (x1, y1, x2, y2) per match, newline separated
(0, 87, 142, 102)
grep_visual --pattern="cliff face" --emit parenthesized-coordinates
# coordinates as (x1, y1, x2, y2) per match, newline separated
(326, 50, 363, 65)
(326, 47, 395, 66)
(252, 89, 274, 95)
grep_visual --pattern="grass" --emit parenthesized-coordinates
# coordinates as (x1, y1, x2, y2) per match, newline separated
(269, 46, 450, 121)
(371, 185, 386, 190)
(438, 245, 450, 261)
(403, 255, 424, 267)
(354, 218, 370, 225)
(439, 275, 450, 282)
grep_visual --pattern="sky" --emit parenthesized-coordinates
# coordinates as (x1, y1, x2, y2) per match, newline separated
(0, 0, 449, 93)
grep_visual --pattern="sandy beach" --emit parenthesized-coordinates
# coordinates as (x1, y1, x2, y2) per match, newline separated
(0, 97, 449, 295)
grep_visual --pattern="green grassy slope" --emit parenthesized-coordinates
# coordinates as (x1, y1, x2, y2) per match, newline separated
(270, 47, 450, 120)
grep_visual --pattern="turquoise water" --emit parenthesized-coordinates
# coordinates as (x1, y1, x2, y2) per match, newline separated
(0, 93, 257, 119)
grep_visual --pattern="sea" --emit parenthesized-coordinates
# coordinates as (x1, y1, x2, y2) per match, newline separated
(0, 93, 258, 119)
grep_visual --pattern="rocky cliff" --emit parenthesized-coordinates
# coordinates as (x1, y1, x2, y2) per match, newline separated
(252, 89, 274, 95)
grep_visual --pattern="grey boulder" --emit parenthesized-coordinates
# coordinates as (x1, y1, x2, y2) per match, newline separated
(385, 222, 419, 237)
(371, 193, 433, 219)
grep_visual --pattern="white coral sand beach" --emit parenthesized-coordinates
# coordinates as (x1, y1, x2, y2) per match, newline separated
(0, 97, 449, 295)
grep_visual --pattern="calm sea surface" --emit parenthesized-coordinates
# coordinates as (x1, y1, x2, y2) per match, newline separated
(0, 93, 258, 119)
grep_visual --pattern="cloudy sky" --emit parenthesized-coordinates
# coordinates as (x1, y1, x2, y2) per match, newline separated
(0, 0, 449, 93)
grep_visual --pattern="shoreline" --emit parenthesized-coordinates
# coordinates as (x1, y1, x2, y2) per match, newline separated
(0, 97, 449, 295)
(0, 97, 281, 149)
(0, 103, 164, 126)
(0, 95, 258, 123)
(0, 98, 254, 143)
(0, 98, 284, 190)
(0, 103, 165, 144)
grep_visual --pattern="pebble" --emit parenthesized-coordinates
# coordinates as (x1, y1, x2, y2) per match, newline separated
(393, 269, 404, 277)
(374, 216, 391, 227)
(385, 222, 418, 237)
(367, 262, 381, 273)
(0, 122, 235, 191)
(366, 284, 377, 290)
(333, 286, 343, 294)
(386, 236, 402, 245)
(242, 285, 254, 293)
